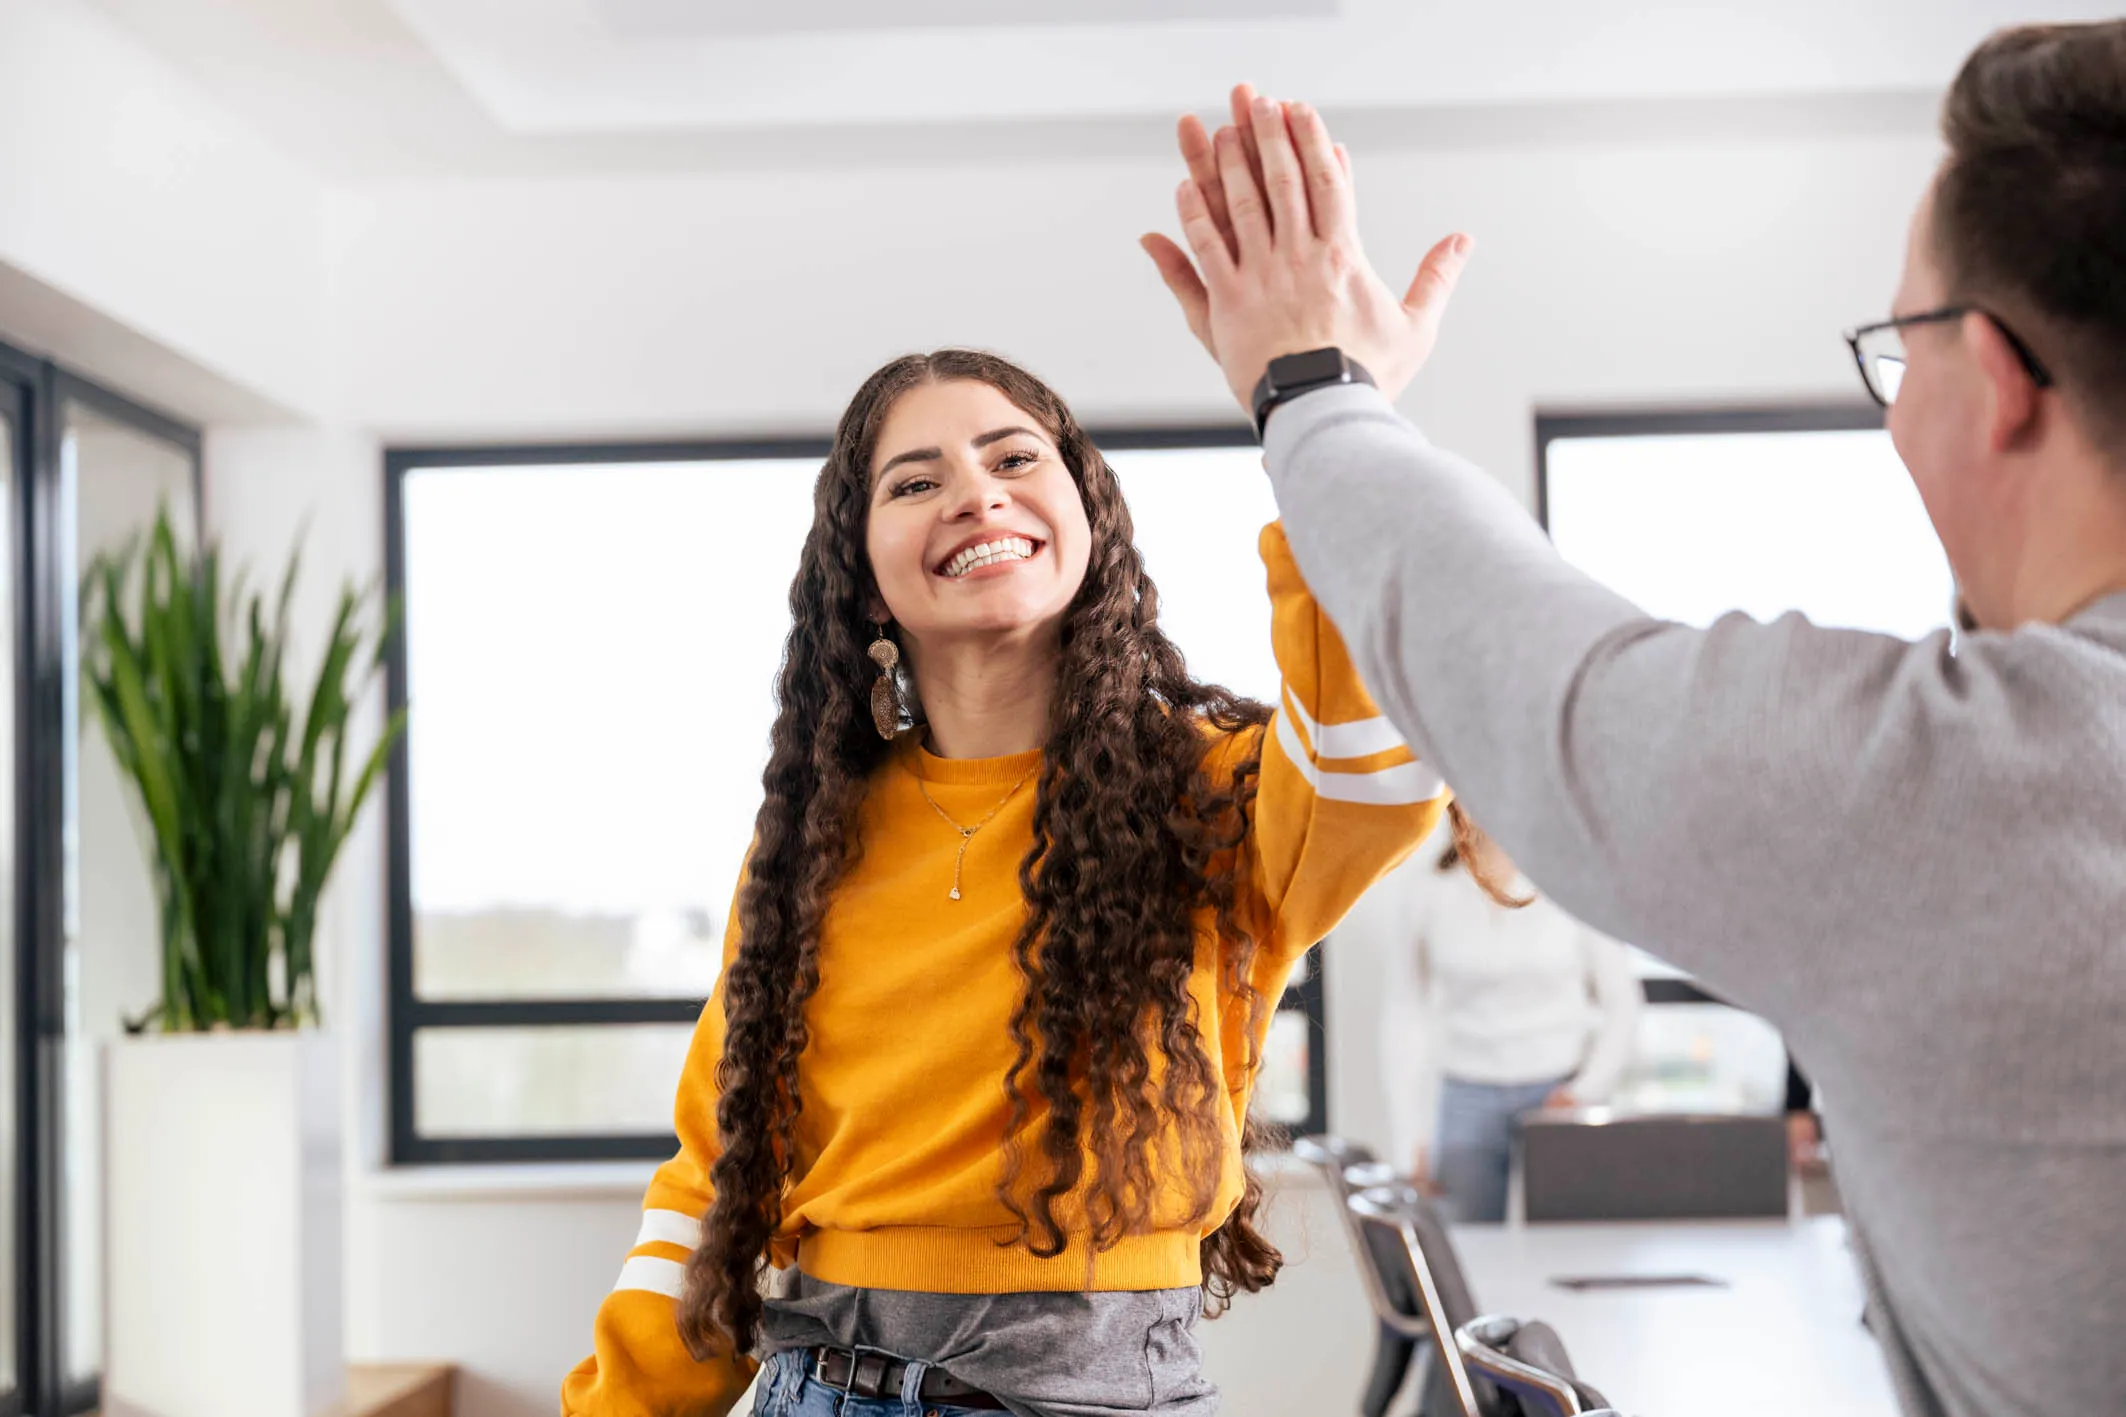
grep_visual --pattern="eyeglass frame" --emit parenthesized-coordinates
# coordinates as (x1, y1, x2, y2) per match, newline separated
(1842, 305, 2054, 409)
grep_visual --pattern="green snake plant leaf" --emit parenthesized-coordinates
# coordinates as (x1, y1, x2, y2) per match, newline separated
(78, 504, 406, 1034)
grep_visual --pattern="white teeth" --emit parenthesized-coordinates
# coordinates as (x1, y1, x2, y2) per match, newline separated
(943, 536, 1035, 578)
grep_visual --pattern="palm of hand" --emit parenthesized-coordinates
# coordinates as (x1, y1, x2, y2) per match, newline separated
(1140, 87, 1472, 414)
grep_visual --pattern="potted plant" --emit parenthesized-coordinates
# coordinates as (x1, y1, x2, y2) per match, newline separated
(82, 506, 403, 1417)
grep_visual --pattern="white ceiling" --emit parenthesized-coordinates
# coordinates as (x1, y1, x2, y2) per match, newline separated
(591, 0, 1337, 39)
(84, 0, 2121, 179)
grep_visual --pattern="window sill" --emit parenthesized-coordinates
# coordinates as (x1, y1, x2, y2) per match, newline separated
(359, 1159, 658, 1202)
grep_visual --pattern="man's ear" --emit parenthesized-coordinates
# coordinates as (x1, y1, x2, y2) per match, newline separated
(1965, 310, 2042, 454)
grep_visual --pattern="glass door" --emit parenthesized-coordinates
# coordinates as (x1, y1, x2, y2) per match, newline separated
(0, 367, 28, 1417)
(0, 344, 198, 1417)
(54, 392, 198, 1402)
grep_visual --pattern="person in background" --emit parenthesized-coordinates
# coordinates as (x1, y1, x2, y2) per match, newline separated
(1381, 819, 1640, 1222)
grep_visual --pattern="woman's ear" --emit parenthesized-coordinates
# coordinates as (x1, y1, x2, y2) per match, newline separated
(866, 597, 889, 626)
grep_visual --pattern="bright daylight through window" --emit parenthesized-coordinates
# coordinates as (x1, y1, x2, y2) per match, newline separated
(1542, 413, 1953, 1116)
(391, 437, 1328, 1158)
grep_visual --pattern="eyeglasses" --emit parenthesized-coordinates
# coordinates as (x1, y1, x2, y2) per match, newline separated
(1843, 305, 2053, 409)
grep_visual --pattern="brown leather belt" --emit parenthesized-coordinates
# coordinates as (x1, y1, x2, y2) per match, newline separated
(807, 1347, 1011, 1410)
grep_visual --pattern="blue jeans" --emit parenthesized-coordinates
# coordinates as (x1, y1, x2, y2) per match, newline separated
(754, 1348, 996, 1417)
(1433, 1075, 1568, 1224)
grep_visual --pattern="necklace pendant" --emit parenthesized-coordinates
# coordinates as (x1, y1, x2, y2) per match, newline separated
(911, 761, 1035, 909)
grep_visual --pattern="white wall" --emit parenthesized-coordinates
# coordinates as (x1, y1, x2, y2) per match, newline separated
(248, 106, 1939, 1417)
(0, 0, 329, 419)
(328, 109, 1929, 488)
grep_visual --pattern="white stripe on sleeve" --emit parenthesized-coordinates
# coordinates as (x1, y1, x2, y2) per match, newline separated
(1275, 708, 1446, 806)
(634, 1208, 701, 1251)
(1281, 684, 1407, 761)
(613, 1255, 685, 1300)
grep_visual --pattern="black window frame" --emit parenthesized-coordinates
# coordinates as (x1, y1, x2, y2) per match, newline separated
(384, 425, 1328, 1166)
(0, 337, 203, 1417)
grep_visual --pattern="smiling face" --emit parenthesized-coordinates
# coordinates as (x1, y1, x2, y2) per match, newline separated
(864, 377, 1093, 648)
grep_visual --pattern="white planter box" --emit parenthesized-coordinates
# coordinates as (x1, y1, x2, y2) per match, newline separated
(104, 1032, 345, 1417)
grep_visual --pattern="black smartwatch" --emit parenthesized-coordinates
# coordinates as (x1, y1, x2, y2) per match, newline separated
(1250, 347, 1375, 440)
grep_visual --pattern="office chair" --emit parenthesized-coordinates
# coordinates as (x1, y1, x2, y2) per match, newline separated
(1292, 1136, 1423, 1417)
(1455, 1316, 1615, 1417)
(1347, 1183, 1487, 1417)
(1348, 1185, 1615, 1417)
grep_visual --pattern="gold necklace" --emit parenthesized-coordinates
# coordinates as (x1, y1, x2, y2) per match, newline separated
(910, 763, 1036, 901)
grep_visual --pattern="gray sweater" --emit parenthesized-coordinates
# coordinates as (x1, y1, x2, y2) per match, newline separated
(1264, 385, 2126, 1417)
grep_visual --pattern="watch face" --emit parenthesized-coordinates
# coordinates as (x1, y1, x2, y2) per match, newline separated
(1268, 347, 1345, 390)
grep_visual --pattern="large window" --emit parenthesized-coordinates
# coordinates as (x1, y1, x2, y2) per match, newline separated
(386, 429, 1330, 1164)
(1538, 404, 1940, 1113)
(0, 339, 200, 1417)
(1541, 406, 1952, 640)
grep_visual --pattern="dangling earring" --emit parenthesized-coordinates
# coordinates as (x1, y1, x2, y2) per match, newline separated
(868, 625, 902, 741)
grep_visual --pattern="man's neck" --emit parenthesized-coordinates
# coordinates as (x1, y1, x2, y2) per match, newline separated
(1966, 437, 2126, 628)
(1998, 476, 2126, 628)
(906, 631, 1059, 760)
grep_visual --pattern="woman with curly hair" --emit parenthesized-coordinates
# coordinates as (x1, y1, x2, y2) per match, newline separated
(565, 349, 1455, 1417)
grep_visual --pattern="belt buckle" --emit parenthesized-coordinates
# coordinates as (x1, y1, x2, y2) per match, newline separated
(813, 1347, 892, 1398)
(812, 1347, 855, 1395)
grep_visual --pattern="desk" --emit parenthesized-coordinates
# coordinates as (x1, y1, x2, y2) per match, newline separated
(1450, 1218, 1898, 1417)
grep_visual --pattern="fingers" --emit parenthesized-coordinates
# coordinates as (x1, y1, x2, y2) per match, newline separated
(1139, 232, 1202, 296)
(1138, 233, 1214, 350)
(1404, 231, 1476, 338)
(1287, 101, 1352, 242)
(1173, 178, 1237, 285)
(1214, 125, 1273, 259)
(1229, 83, 1267, 208)
(1249, 94, 1311, 245)
(1177, 113, 1237, 260)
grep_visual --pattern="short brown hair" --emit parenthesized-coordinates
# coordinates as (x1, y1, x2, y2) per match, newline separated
(1936, 22, 2126, 449)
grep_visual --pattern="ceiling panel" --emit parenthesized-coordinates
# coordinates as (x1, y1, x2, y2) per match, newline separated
(86, 0, 2126, 178)
(394, 0, 2096, 136)
(594, 0, 1336, 38)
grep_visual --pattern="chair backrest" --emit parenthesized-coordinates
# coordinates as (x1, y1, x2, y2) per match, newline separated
(1348, 1184, 1485, 1417)
(1519, 1111, 1787, 1221)
(1456, 1316, 1613, 1417)
(1398, 1184, 1480, 1335)
(1295, 1139, 1437, 1417)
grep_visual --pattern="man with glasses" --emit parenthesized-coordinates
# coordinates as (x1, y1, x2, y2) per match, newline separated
(1145, 20, 2125, 1417)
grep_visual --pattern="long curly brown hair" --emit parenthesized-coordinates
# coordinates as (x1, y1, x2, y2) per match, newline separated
(676, 349, 1293, 1359)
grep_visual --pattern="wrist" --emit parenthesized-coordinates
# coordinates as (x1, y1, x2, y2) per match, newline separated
(1248, 347, 1376, 440)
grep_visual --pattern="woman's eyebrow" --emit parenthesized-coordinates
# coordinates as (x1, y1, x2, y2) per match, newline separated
(876, 426, 1042, 482)
(876, 445, 940, 480)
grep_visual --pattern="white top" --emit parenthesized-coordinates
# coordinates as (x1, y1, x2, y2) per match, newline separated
(1381, 863, 1641, 1166)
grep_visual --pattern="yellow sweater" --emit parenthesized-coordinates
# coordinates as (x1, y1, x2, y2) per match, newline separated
(564, 524, 1448, 1415)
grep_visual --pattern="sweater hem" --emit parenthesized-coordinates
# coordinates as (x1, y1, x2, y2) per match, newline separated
(798, 1225, 1203, 1294)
